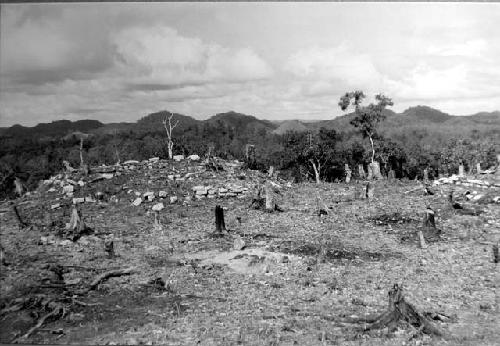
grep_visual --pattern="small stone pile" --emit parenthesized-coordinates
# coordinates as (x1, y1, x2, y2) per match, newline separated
(192, 184, 249, 199)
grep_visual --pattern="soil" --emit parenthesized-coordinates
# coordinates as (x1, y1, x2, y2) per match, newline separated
(1, 174, 499, 345)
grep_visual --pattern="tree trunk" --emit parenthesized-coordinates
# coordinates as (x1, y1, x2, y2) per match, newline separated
(168, 141, 173, 160)
(369, 135, 375, 163)
(310, 160, 321, 184)
(79, 138, 84, 168)
(215, 205, 226, 233)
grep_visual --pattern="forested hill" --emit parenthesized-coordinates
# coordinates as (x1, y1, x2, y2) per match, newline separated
(1, 106, 498, 140)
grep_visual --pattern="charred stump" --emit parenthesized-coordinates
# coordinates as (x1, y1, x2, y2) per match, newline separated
(13, 205, 29, 229)
(265, 182, 274, 212)
(493, 244, 499, 264)
(104, 239, 115, 259)
(358, 164, 366, 179)
(365, 182, 374, 199)
(215, 205, 226, 233)
(66, 207, 91, 241)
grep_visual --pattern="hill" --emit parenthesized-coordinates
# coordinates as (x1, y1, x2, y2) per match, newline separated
(0, 120, 104, 139)
(272, 120, 309, 135)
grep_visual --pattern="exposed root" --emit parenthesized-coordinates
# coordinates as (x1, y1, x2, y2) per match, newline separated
(75, 266, 137, 295)
(12, 304, 64, 343)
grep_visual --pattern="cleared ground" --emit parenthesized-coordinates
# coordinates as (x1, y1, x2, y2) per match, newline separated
(1, 171, 499, 345)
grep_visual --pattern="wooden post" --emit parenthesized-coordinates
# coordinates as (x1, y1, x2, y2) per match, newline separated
(215, 205, 226, 232)
(476, 162, 481, 175)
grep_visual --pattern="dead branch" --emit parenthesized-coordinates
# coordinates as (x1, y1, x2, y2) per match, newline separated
(76, 267, 137, 295)
(12, 305, 64, 343)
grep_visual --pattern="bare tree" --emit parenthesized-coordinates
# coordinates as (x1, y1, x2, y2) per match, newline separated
(162, 112, 179, 160)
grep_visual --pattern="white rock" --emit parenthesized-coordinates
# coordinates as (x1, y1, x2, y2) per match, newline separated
(170, 196, 178, 204)
(51, 203, 61, 210)
(73, 197, 85, 204)
(48, 187, 56, 192)
(173, 155, 185, 162)
(159, 191, 168, 198)
(66, 179, 77, 185)
(59, 240, 73, 247)
(101, 173, 114, 180)
(148, 157, 160, 163)
(152, 203, 164, 211)
(134, 191, 141, 196)
(78, 180, 85, 187)
(143, 192, 155, 201)
(188, 154, 200, 161)
(63, 185, 74, 194)
(167, 175, 175, 180)
(132, 198, 142, 206)
(85, 196, 95, 203)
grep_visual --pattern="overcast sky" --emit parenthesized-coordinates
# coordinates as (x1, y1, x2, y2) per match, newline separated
(1, 3, 499, 126)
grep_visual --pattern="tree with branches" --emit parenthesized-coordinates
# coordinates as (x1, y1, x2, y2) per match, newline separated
(162, 112, 179, 160)
(338, 91, 393, 179)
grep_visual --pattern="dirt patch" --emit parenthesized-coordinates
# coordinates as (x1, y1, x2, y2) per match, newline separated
(271, 240, 399, 263)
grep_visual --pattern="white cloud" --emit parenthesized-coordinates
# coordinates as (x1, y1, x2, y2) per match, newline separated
(284, 44, 382, 89)
(113, 26, 273, 86)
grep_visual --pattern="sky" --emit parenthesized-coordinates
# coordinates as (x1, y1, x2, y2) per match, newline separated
(1, 2, 500, 126)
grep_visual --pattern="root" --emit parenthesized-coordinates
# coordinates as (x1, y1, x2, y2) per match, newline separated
(12, 305, 64, 343)
(75, 266, 137, 295)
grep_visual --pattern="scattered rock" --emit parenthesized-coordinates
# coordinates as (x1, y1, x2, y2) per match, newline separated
(132, 198, 142, 206)
(173, 155, 185, 162)
(152, 203, 164, 211)
(233, 236, 246, 250)
(159, 190, 168, 198)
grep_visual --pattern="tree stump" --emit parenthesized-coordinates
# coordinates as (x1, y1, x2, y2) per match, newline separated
(265, 182, 274, 212)
(104, 239, 115, 258)
(365, 182, 374, 199)
(268, 166, 274, 178)
(368, 161, 383, 180)
(458, 164, 465, 177)
(345, 164, 352, 183)
(363, 284, 447, 337)
(387, 169, 395, 180)
(66, 207, 89, 241)
(13, 205, 28, 229)
(215, 205, 226, 233)
(476, 162, 481, 175)
(14, 177, 24, 196)
(358, 164, 366, 179)
(423, 168, 429, 182)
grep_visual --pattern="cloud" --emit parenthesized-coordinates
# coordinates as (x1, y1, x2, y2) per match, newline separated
(284, 44, 383, 89)
(113, 26, 273, 86)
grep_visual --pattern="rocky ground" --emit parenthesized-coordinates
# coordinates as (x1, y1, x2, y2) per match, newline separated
(1, 158, 499, 345)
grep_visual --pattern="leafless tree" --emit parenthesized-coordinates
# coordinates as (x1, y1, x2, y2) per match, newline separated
(162, 112, 179, 159)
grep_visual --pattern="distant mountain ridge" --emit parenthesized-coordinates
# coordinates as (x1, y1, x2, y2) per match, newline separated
(1, 106, 498, 139)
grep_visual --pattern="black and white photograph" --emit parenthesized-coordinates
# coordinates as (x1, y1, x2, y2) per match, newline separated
(0, 1, 499, 345)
